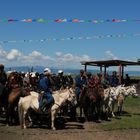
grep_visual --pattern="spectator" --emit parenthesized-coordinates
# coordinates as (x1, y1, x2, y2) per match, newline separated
(125, 73, 131, 86)
(109, 71, 119, 87)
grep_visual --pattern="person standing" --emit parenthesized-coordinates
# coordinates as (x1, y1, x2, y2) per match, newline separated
(0, 64, 8, 113)
(109, 71, 119, 87)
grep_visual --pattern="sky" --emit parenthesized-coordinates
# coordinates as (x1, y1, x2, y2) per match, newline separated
(0, 0, 140, 71)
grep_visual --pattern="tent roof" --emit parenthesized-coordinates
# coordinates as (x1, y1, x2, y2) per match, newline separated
(81, 59, 140, 67)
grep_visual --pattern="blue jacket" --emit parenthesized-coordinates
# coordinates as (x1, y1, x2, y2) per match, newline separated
(39, 76, 52, 92)
(109, 76, 119, 87)
(75, 75, 87, 88)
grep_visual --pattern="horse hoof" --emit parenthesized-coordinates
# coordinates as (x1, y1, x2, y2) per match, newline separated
(6, 124, 9, 127)
(96, 119, 101, 123)
(52, 127, 56, 130)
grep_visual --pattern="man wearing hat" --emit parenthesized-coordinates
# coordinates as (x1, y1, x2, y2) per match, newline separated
(0, 64, 7, 113)
(38, 68, 54, 112)
(55, 70, 66, 90)
(75, 69, 87, 100)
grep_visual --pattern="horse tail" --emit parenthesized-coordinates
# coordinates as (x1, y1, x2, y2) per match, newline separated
(18, 97, 23, 128)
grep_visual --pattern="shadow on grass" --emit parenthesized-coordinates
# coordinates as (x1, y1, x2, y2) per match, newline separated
(114, 111, 132, 117)
(132, 113, 140, 116)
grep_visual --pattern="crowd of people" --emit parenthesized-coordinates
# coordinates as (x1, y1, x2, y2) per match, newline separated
(0, 63, 131, 113)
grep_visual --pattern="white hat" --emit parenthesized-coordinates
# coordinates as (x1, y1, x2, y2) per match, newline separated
(31, 72, 36, 77)
(58, 70, 63, 74)
(44, 68, 51, 75)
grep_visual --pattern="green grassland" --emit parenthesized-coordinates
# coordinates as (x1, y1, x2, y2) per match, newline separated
(97, 97, 140, 130)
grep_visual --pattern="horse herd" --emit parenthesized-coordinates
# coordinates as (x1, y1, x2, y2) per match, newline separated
(0, 72, 139, 130)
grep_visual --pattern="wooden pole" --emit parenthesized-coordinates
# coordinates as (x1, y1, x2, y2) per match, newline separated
(84, 65, 87, 72)
(104, 66, 107, 77)
(118, 64, 122, 84)
(121, 66, 124, 83)
(100, 66, 102, 82)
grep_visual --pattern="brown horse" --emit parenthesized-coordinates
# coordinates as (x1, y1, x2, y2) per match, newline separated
(6, 72, 30, 125)
(79, 84, 104, 122)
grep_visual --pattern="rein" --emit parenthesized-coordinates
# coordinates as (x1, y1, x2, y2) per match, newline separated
(54, 88, 73, 107)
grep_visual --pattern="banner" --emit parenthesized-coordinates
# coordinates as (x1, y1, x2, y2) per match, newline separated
(0, 33, 140, 44)
(0, 18, 140, 24)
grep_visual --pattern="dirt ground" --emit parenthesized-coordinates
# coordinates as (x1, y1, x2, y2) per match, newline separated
(0, 120, 140, 140)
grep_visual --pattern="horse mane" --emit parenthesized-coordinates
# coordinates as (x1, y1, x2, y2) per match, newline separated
(53, 88, 69, 94)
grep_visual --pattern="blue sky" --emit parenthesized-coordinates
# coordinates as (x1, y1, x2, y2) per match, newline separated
(0, 0, 140, 71)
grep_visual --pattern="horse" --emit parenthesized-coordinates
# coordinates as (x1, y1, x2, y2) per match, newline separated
(78, 84, 104, 122)
(102, 86, 118, 119)
(108, 85, 128, 117)
(18, 87, 77, 130)
(6, 72, 30, 125)
(117, 85, 138, 115)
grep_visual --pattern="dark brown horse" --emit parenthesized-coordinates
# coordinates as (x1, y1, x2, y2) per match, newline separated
(79, 84, 104, 122)
(6, 72, 30, 125)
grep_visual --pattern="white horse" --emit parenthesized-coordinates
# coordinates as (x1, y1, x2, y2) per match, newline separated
(117, 85, 138, 114)
(104, 85, 126, 117)
(18, 87, 77, 130)
(102, 86, 119, 119)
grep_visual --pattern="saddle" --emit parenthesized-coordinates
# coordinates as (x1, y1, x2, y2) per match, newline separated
(38, 91, 51, 114)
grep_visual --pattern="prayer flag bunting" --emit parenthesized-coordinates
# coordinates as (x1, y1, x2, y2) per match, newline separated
(0, 18, 140, 24)
(0, 33, 140, 44)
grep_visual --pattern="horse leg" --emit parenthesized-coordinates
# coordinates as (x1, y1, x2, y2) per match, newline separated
(70, 105, 77, 120)
(118, 100, 123, 116)
(51, 110, 57, 130)
(96, 103, 102, 123)
(105, 103, 110, 120)
(5, 104, 12, 126)
(111, 101, 115, 117)
(80, 106, 83, 117)
(18, 99, 25, 128)
(22, 110, 27, 129)
(83, 106, 88, 121)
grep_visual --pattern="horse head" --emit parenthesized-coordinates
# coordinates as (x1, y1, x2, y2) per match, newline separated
(7, 72, 22, 89)
(67, 87, 77, 106)
(109, 87, 118, 100)
(126, 85, 138, 97)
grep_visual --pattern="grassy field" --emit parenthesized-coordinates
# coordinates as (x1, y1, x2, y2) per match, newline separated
(96, 97, 140, 130)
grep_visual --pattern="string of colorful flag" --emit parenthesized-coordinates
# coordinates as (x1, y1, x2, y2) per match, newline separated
(0, 18, 140, 23)
(0, 33, 140, 44)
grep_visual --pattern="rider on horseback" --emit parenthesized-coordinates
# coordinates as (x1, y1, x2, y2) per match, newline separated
(75, 69, 87, 101)
(38, 68, 54, 112)
(55, 70, 66, 90)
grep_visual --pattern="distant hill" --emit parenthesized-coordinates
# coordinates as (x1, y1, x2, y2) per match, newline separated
(5, 66, 140, 76)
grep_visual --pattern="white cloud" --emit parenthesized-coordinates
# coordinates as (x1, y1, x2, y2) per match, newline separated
(0, 46, 94, 68)
(28, 51, 53, 60)
(6, 49, 21, 60)
(62, 53, 74, 61)
(0, 46, 7, 58)
(81, 55, 91, 61)
(55, 52, 62, 57)
(56, 53, 93, 63)
(105, 51, 118, 60)
(29, 51, 42, 58)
